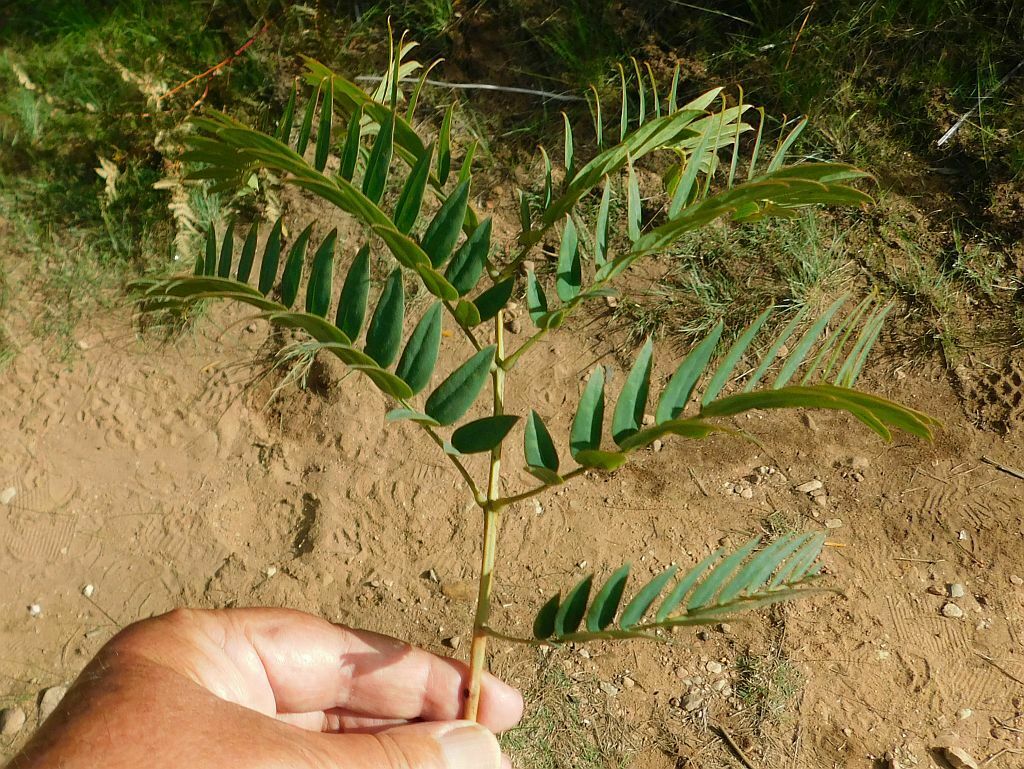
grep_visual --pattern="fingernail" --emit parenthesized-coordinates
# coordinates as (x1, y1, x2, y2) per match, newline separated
(438, 723, 501, 769)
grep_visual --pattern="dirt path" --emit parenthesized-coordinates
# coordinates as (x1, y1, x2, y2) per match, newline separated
(1, 305, 1022, 768)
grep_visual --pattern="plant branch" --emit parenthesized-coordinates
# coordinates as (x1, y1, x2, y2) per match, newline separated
(493, 467, 588, 509)
(501, 327, 548, 370)
(408, 410, 484, 506)
(464, 310, 506, 722)
(442, 299, 482, 351)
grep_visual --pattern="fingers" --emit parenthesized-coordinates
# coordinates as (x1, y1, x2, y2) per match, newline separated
(312, 720, 510, 769)
(112, 608, 523, 733)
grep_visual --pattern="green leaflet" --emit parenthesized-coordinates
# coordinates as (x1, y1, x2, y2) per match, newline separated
(385, 408, 440, 426)
(721, 533, 815, 603)
(617, 418, 727, 452)
(452, 299, 481, 327)
(611, 337, 654, 445)
(258, 217, 285, 296)
(744, 307, 809, 391)
(363, 110, 394, 205)
(773, 295, 849, 388)
(395, 302, 442, 394)
(586, 564, 630, 632)
(339, 107, 362, 182)
(276, 81, 297, 143)
(656, 548, 724, 622)
(655, 322, 723, 423)
(458, 140, 477, 185)
(570, 366, 605, 458)
(450, 415, 519, 454)
(445, 218, 490, 296)
(518, 190, 531, 234)
(236, 221, 259, 283)
(305, 228, 338, 317)
(533, 593, 560, 640)
(314, 78, 333, 173)
(296, 79, 322, 156)
(364, 268, 405, 367)
(524, 410, 559, 473)
(437, 103, 453, 184)
(701, 307, 773, 405)
(620, 566, 678, 628)
(422, 180, 470, 268)
(556, 217, 581, 302)
(526, 271, 548, 325)
(424, 345, 496, 426)
(335, 244, 370, 339)
(555, 575, 593, 637)
(574, 449, 627, 470)
(217, 220, 235, 278)
(204, 226, 217, 276)
(279, 223, 314, 308)
(393, 141, 434, 234)
(563, 112, 575, 179)
(595, 177, 611, 267)
(474, 278, 514, 322)
(627, 155, 641, 242)
(687, 537, 761, 610)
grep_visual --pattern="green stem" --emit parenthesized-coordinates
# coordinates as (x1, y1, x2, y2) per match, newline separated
(501, 327, 548, 371)
(463, 310, 505, 721)
(492, 467, 588, 510)
(443, 299, 482, 351)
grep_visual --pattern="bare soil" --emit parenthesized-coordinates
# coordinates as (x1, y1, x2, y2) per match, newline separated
(1, 277, 1023, 767)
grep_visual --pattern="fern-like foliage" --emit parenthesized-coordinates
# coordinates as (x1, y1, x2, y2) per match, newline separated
(527, 533, 828, 644)
(133, 32, 937, 637)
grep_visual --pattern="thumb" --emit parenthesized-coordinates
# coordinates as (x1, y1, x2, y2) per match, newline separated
(314, 720, 508, 769)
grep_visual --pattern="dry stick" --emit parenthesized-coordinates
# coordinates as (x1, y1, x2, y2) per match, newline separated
(893, 556, 946, 564)
(689, 467, 710, 497)
(975, 651, 1024, 689)
(786, 1, 817, 70)
(937, 59, 1024, 146)
(981, 456, 1024, 482)
(162, 19, 272, 104)
(712, 721, 757, 769)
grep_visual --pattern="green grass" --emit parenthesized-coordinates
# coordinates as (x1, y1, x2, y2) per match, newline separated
(0, 1, 280, 356)
(734, 649, 802, 730)
(501, 654, 643, 769)
(615, 211, 853, 347)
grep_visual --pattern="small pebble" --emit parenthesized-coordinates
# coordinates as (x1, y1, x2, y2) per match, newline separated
(82, 584, 95, 598)
(813, 495, 829, 508)
(642, 413, 655, 426)
(0, 707, 26, 736)
(28, 604, 41, 618)
(739, 487, 753, 499)
(442, 637, 461, 650)
(942, 603, 964, 619)
(0, 487, 16, 505)
(941, 746, 980, 769)
(949, 583, 966, 599)
(1010, 575, 1023, 586)
(712, 678, 728, 692)
(38, 686, 67, 722)
(621, 676, 635, 689)
(706, 661, 723, 674)
(801, 414, 819, 431)
(957, 708, 973, 720)
(825, 518, 843, 529)
(265, 566, 277, 578)
(652, 439, 663, 452)
(683, 692, 704, 712)
(795, 480, 823, 493)
(599, 681, 619, 696)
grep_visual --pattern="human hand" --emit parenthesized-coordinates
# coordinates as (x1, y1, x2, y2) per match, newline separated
(8, 607, 523, 769)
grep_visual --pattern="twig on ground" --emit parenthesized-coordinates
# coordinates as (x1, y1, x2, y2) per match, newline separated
(975, 651, 1024, 688)
(893, 556, 945, 564)
(981, 456, 1024, 481)
(712, 721, 757, 769)
(937, 59, 1024, 146)
(689, 468, 710, 497)
(162, 19, 272, 104)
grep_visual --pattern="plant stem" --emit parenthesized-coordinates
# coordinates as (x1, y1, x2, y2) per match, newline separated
(492, 467, 588, 509)
(463, 309, 505, 722)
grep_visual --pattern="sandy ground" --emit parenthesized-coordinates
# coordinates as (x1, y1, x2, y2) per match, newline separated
(1, 293, 1022, 768)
